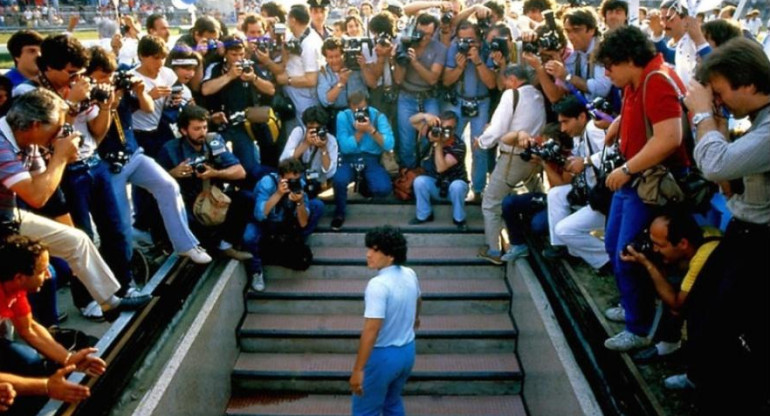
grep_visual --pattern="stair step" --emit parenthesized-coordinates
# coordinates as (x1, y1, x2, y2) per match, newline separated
(307, 232, 486, 248)
(323, 202, 483, 217)
(262, 264, 505, 280)
(316, 213, 484, 233)
(239, 314, 517, 353)
(311, 246, 490, 265)
(227, 393, 527, 416)
(247, 278, 510, 315)
(232, 353, 523, 395)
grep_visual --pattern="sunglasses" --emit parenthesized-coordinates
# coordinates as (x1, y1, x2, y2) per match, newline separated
(66, 69, 86, 79)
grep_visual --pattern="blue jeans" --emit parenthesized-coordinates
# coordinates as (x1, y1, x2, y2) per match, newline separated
(413, 175, 468, 222)
(501, 192, 548, 245)
(604, 186, 655, 336)
(397, 93, 439, 168)
(242, 198, 324, 274)
(62, 160, 133, 293)
(450, 98, 493, 193)
(351, 341, 416, 416)
(222, 125, 271, 188)
(332, 154, 393, 218)
(111, 151, 199, 253)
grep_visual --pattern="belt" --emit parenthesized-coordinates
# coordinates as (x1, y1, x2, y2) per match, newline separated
(459, 95, 490, 101)
(401, 89, 435, 99)
(66, 154, 101, 172)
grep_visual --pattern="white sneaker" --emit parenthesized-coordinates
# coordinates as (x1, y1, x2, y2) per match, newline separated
(180, 246, 212, 264)
(604, 330, 651, 351)
(80, 301, 105, 321)
(604, 305, 626, 323)
(664, 373, 695, 390)
(250, 272, 265, 292)
(125, 287, 143, 298)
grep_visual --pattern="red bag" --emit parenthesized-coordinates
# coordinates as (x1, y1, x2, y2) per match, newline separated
(393, 167, 425, 201)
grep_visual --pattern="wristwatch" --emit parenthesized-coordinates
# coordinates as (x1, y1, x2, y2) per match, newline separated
(565, 73, 573, 83)
(287, 76, 293, 86)
(621, 163, 632, 176)
(336, 82, 344, 89)
(692, 112, 713, 127)
(583, 156, 592, 167)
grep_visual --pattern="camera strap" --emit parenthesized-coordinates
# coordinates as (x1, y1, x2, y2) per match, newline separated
(111, 109, 126, 145)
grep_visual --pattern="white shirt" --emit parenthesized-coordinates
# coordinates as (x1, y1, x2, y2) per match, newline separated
(130, 66, 177, 131)
(117, 37, 139, 67)
(284, 27, 324, 117)
(280, 126, 338, 182)
(671, 33, 697, 86)
(364, 265, 421, 348)
(573, 120, 606, 187)
(478, 85, 546, 153)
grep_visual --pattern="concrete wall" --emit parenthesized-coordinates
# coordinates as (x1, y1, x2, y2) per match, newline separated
(132, 261, 246, 416)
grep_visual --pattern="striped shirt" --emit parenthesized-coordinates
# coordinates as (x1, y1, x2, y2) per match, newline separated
(0, 117, 45, 222)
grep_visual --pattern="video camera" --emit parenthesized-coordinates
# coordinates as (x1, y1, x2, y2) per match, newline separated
(342, 37, 373, 70)
(522, 10, 563, 54)
(519, 138, 567, 166)
(395, 23, 425, 66)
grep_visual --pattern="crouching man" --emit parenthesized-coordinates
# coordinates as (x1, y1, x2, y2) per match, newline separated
(243, 158, 324, 292)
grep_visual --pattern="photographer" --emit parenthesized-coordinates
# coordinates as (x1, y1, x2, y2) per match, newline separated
(162, 46, 200, 131)
(683, 38, 770, 413)
(201, 35, 274, 186)
(362, 12, 399, 137)
(280, 106, 338, 187)
(157, 105, 252, 259)
(442, 20, 497, 198)
(394, 13, 447, 169)
(241, 13, 285, 80)
(89, 47, 212, 264)
(317, 38, 367, 135)
(520, 13, 570, 104)
(542, 96, 609, 271)
(500, 123, 573, 261)
(331, 92, 395, 231)
(408, 111, 469, 230)
(275, 4, 325, 125)
(243, 158, 324, 292)
(476, 65, 546, 265)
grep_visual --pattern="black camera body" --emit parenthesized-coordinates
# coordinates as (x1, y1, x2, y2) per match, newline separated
(383, 87, 398, 104)
(456, 38, 472, 55)
(113, 70, 139, 91)
(489, 37, 509, 62)
(229, 111, 247, 126)
(60, 123, 75, 138)
(236, 59, 256, 74)
(313, 127, 328, 141)
(188, 156, 209, 174)
(251, 36, 278, 53)
(441, 87, 459, 106)
(354, 108, 369, 123)
(588, 96, 614, 120)
(460, 99, 479, 118)
(285, 38, 303, 55)
(287, 177, 303, 194)
(440, 11, 455, 25)
(104, 150, 130, 174)
(623, 228, 655, 258)
(437, 177, 451, 198)
(523, 10, 563, 55)
(376, 34, 393, 48)
(519, 139, 566, 166)
(430, 126, 453, 140)
(342, 37, 371, 70)
(395, 29, 424, 66)
(89, 82, 112, 103)
(601, 145, 625, 174)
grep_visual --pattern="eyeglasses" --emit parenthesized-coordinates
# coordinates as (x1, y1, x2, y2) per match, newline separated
(66, 69, 85, 79)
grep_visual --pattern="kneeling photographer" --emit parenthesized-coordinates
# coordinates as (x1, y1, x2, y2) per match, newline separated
(89, 47, 213, 264)
(244, 158, 324, 292)
(157, 105, 253, 260)
(408, 111, 469, 231)
(200, 35, 275, 186)
(280, 106, 339, 196)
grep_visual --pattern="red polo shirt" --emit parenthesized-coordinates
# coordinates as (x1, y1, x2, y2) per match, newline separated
(619, 54, 690, 168)
(0, 284, 31, 320)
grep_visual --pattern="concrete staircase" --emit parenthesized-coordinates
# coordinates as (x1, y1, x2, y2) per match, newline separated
(226, 202, 528, 415)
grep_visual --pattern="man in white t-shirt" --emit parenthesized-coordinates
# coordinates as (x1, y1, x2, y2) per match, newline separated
(275, 4, 324, 125)
(350, 226, 421, 415)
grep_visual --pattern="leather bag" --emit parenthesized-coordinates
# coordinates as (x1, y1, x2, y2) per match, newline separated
(193, 180, 231, 226)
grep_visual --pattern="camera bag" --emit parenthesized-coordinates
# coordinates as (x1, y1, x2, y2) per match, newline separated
(193, 179, 231, 227)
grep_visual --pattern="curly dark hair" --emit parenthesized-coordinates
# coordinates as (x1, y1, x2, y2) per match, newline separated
(0, 235, 47, 283)
(599, 0, 628, 18)
(365, 226, 407, 265)
(369, 11, 396, 37)
(301, 105, 330, 126)
(37, 34, 89, 72)
(595, 25, 656, 69)
(523, 0, 556, 15)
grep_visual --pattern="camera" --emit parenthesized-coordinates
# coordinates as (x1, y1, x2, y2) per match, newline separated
(601, 144, 625, 174)
(314, 127, 328, 141)
(519, 138, 566, 166)
(477, 16, 492, 31)
(89, 81, 112, 103)
(287, 177, 303, 194)
(354, 108, 369, 123)
(588, 96, 614, 121)
(622, 228, 655, 258)
(304, 170, 321, 199)
(229, 111, 247, 126)
(441, 87, 459, 106)
(206, 38, 219, 53)
(460, 99, 479, 118)
(60, 123, 75, 138)
(395, 26, 424, 66)
(437, 177, 450, 198)
(375, 33, 393, 48)
(250, 36, 277, 53)
(383, 87, 398, 104)
(522, 10, 563, 55)
(285, 38, 303, 55)
(342, 37, 371, 70)
(489, 37, 509, 63)
(236, 59, 256, 74)
(188, 156, 209, 174)
(522, 41, 540, 54)
(456, 37, 472, 55)
(120, 23, 131, 36)
(273, 23, 287, 36)
(351, 157, 365, 193)
(430, 125, 453, 140)
(440, 11, 455, 25)
(104, 150, 130, 174)
(113, 70, 139, 91)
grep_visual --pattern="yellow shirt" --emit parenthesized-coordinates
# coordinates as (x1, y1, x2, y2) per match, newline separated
(680, 227, 722, 293)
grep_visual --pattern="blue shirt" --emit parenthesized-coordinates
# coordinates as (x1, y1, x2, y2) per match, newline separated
(98, 93, 139, 156)
(254, 172, 310, 223)
(445, 40, 493, 98)
(335, 107, 395, 155)
(316, 66, 368, 109)
(4, 68, 28, 88)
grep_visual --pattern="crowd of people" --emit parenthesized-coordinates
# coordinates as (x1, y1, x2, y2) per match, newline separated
(0, 0, 768, 414)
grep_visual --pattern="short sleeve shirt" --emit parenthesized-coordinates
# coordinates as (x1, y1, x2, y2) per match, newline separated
(0, 117, 44, 222)
(0, 286, 30, 320)
(402, 39, 447, 93)
(131, 67, 178, 131)
(364, 265, 421, 348)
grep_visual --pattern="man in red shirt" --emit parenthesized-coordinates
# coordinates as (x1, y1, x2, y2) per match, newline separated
(595, 26, 690, 352)
(0, 235, 105, 415)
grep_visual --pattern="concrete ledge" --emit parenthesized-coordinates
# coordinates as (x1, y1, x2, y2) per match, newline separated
(508, 259, 602, 416)
(132, 260, 246, 416)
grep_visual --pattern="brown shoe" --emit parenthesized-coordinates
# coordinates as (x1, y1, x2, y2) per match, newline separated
(222, 247, 254, 261)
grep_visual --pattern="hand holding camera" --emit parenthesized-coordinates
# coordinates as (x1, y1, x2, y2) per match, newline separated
(53, 125, 81, 163)
(148, 85, 172, 100)
(67, 77, 91, 104)
(339, 68, 352, 85)
(544, 60, 568, 81)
